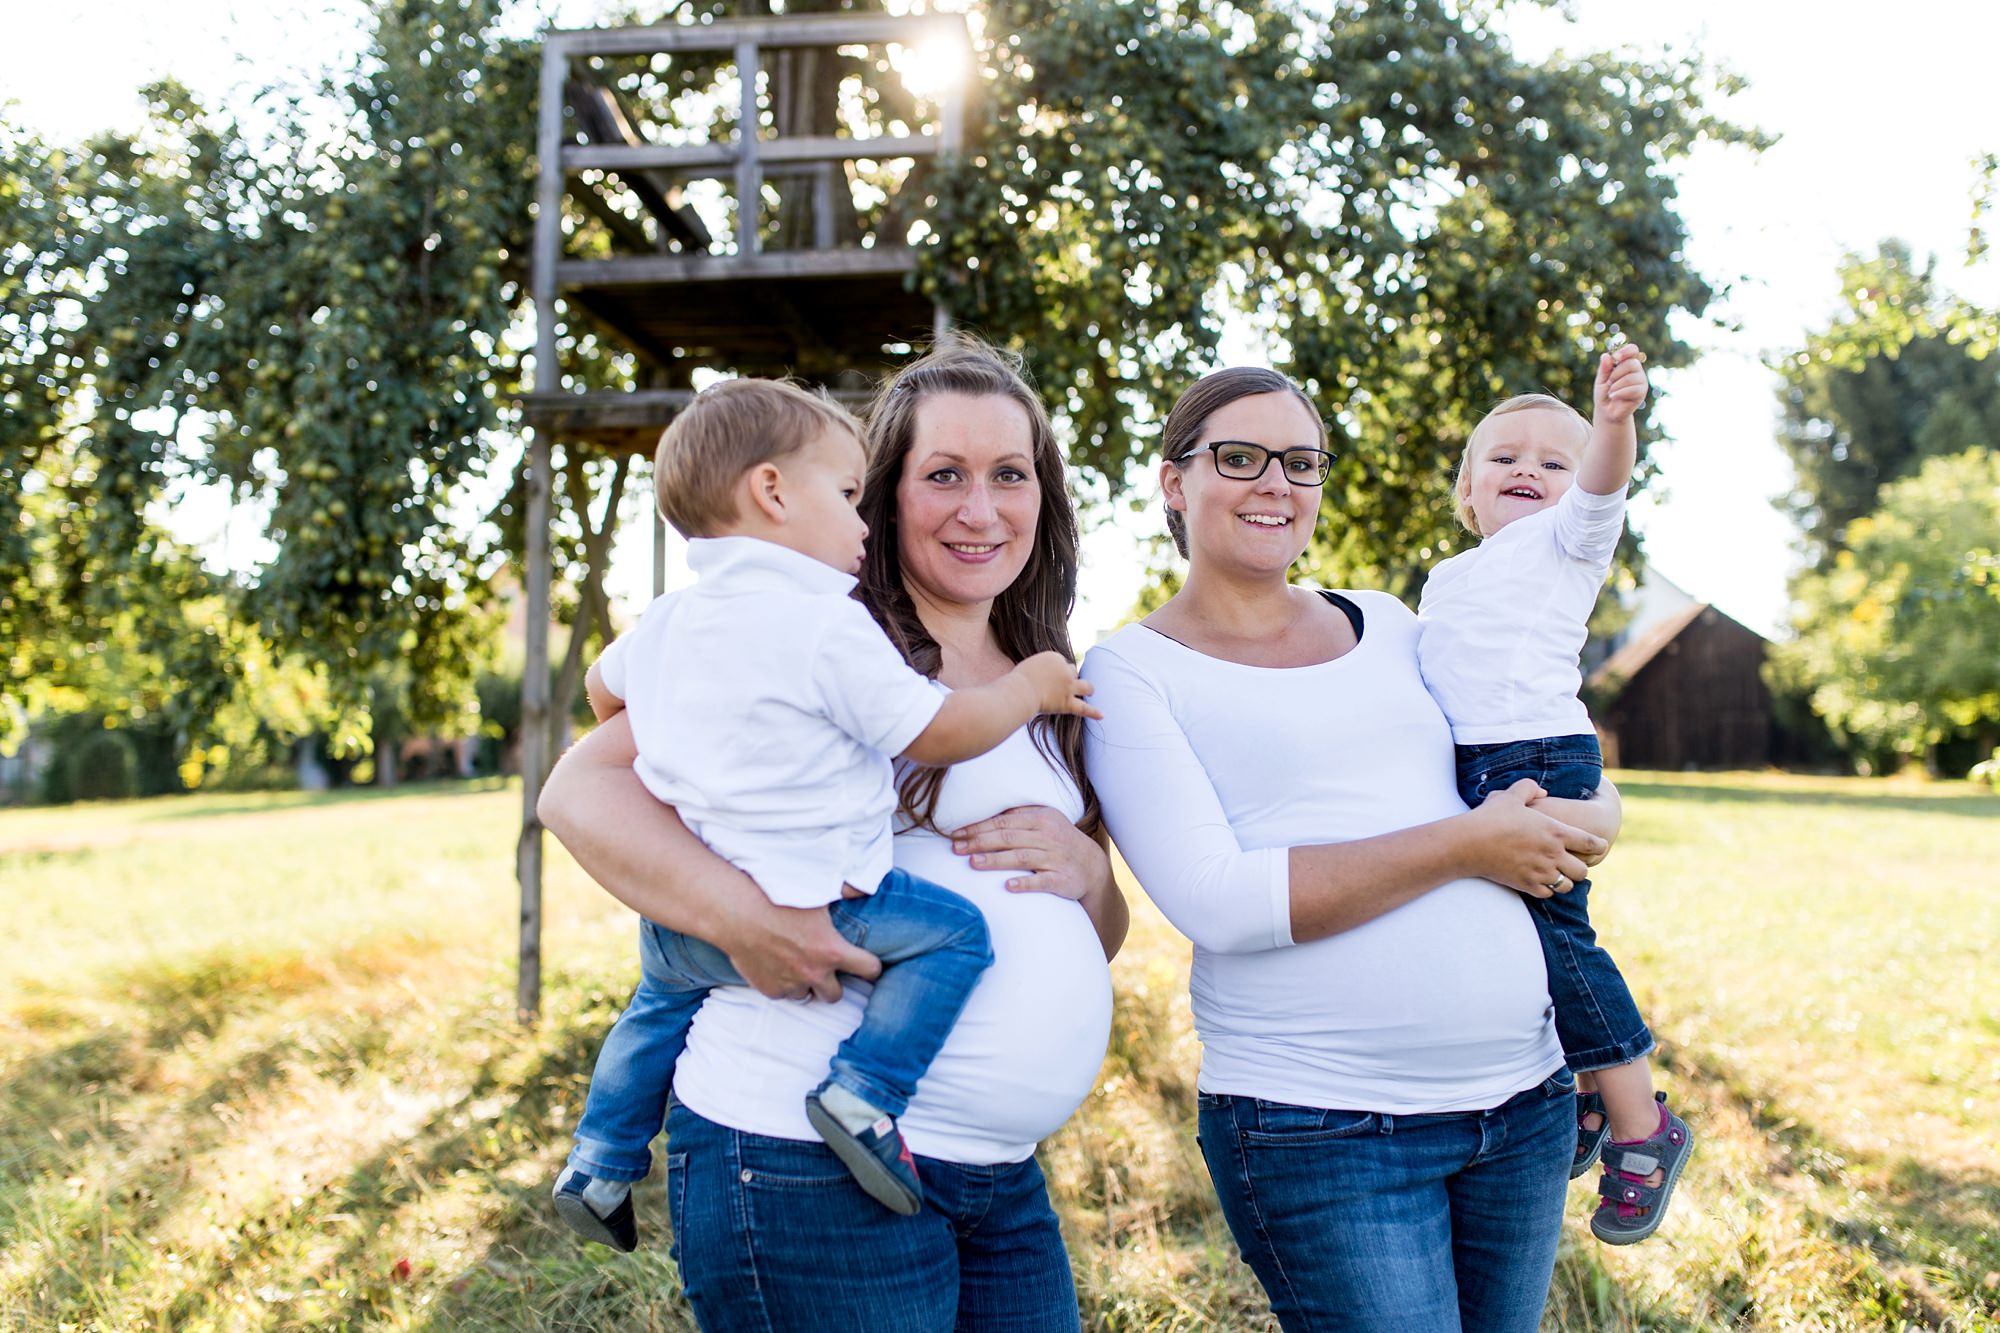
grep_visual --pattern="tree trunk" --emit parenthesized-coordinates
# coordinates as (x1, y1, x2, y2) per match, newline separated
(547, 451, 633, 759)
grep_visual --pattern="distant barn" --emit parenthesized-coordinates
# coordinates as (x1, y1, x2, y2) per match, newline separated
(1588, 603, 1787, 770)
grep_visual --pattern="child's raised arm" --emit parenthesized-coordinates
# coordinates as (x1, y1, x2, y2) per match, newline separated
(1578, 342, 1649, 498)
(902, 651, 1101, 767)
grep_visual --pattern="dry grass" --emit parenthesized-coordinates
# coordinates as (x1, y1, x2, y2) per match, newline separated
(2, 773, 1995, 1330)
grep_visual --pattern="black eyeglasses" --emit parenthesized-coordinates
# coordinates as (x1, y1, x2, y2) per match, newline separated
(1174, 441, 1334, 487)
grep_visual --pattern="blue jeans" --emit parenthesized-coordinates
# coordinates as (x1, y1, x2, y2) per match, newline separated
(1456, 735, 1654, 1072)
(664, 1102, 1080, 1332)
(1197, 1070, 1578, 1333)
(569, 868, 993, 1182)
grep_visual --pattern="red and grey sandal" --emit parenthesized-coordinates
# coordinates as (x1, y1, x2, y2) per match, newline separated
(1590, 1093, 1694, 1245)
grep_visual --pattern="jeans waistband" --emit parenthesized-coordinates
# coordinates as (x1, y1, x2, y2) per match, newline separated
(1199, 1067, 1575, 1129)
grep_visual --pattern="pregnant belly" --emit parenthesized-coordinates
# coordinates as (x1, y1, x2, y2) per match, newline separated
(891, 845, 1114, 1160)
(672, 849, 1114, 1165)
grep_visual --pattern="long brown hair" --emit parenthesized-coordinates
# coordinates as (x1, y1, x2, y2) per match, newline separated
(1161, 366, 1327, 557)
(856, 333, 1098, 835)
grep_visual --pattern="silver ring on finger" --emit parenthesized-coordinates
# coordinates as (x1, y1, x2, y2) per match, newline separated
(1546, 877, 1565, 892)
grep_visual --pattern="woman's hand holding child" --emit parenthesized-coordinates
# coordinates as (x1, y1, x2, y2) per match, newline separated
(1466, 779, 1605, 898)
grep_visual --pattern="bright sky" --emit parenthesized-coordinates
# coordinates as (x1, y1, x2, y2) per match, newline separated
(9, 0, 1997, 641)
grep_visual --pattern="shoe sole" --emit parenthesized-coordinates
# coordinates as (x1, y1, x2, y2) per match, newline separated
(804, 1098, 922, 1216)
(553, 1189, 637, 1252)
(1591, 1122, 1695, 1245)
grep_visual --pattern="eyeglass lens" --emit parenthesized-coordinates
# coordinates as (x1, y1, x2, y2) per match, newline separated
(1207, 442, 1331, 485)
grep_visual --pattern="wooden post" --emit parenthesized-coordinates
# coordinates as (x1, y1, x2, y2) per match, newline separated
(653, 504, 668, 598)
(517, 34, 569, 1025)
(933, 20, 965, 344)
(735, 40, 762, 256)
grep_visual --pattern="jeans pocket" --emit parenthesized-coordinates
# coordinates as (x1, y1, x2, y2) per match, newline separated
(735, 1135, 858, 1190)
(1243, 1101, 1380, 1146)
(827, 900, 871, 950)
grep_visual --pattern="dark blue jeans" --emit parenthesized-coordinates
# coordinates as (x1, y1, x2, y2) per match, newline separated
(664, 1102, 1080, 1332)
(569, 868, 993, 1182)
(1198, 1070, 1578, 1333)
(1456, 734, 1653, 1073)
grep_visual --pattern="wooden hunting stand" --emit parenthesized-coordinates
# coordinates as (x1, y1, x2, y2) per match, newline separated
(514, 12, 971, 1019)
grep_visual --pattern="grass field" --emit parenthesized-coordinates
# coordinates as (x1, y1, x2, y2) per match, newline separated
(2, 772, 1996, 1331)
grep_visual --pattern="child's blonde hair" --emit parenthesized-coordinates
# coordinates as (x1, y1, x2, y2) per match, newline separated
(1452, 393, 1592, 536)
(654, 378, 862, 538)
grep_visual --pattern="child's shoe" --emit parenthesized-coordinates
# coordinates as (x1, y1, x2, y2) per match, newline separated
(1590, 1092, 1694, 1245)
(552, 1164, 639, 1252)
(1572, 1090, 1609, 1179)
(804, 1084, 923, 1216)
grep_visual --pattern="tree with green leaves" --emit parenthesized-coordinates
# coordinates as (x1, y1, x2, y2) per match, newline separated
(1774, 243, 2000, 567)
(1772, 448, 2000, 769)
(3, 1, 548, 772)
(928, 0, 1756, 594)
(0, 118, 271, 761)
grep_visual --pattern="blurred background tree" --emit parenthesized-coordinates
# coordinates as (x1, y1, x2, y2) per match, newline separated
(1769, 225, 1999, 776)
(1774, 243, 2000, 568)
(1773, 449, 2000, 773)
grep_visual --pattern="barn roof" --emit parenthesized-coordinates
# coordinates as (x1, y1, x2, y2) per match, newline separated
(1587, 602, 1769, 695)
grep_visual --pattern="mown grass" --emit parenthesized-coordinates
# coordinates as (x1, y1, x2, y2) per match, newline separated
(2, 773, 1995, 1331)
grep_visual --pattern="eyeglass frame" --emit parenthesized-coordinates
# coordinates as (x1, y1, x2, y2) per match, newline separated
(1171, 440, 1335, 487)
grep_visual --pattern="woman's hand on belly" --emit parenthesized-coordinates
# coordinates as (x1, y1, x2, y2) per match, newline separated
(951, 805, 1103, 898)
(950, 805, 1128, 959)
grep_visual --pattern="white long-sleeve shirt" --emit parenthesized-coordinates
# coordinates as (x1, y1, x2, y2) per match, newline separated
(1417, 483, 1626, 744)
(1082, 590, 1562, 1114)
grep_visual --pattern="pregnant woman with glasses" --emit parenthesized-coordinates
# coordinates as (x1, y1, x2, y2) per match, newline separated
(1081, 366, 1621, 1332)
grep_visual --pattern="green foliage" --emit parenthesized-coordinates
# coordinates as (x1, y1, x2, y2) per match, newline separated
(926, 0, 1757, 593)
(0, 120, 232, 751)
(1775, 449, 2000, 763)
(5, 0, 545, 764)
(1774, 243, 2000, 565)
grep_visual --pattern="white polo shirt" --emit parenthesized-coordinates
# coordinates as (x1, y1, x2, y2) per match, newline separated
(1416, 483, 1626, 745)
(596, 536, 946, 908)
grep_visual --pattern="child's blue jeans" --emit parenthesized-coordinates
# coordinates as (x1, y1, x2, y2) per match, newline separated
(568, 867, 993, 1183)
(1455, 734, 1654, 1074)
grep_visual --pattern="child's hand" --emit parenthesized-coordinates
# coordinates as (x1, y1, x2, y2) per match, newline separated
(1018, 651, 1103, 720)
(1594, 342, 1650, 425)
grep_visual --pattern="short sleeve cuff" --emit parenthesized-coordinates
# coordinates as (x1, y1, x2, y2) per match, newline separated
(871, 684, 948, 759)
(598, 632, 631, 700)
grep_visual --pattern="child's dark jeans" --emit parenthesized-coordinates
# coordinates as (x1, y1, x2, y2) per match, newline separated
(568, 867, 993, 1183)
(1456, 733, 1653, 1074)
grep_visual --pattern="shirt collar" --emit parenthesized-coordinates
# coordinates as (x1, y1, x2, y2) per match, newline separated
(686, 535, 858, 597)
